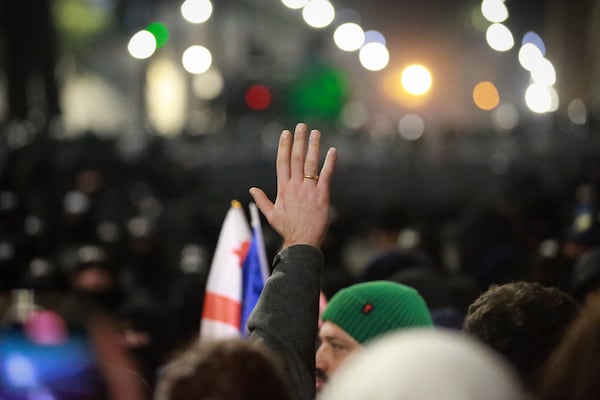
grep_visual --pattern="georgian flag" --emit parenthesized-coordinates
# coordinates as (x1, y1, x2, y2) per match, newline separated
(200, 201, 268, 338)
(200, 200, 251, 338)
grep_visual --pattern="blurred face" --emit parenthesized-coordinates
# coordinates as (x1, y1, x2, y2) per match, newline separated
(72, 267, 114, 292)
(315, 321, 361, 394)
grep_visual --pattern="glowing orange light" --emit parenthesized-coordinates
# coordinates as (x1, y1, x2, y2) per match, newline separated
(473, 81, 500, 110)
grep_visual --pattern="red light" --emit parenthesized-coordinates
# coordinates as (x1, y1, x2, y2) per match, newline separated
(245, 84, 272, 111)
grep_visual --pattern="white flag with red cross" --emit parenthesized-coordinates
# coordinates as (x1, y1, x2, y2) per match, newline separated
(200, 200, 251, 339)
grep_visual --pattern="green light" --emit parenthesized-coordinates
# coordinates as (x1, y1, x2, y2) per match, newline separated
(53, 0, 112, 49)
(286, 63, 348, 122)
(146, 22, 169, 48)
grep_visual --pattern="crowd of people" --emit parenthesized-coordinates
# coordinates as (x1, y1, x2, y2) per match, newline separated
(1, 122, 600, 399)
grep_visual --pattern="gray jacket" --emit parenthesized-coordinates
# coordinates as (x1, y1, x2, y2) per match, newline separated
(248, 245, 323, 400)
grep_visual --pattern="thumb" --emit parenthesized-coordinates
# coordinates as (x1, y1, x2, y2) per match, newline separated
(249, 187, 274, 218)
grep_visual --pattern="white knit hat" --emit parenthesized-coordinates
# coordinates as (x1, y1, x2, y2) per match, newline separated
(321, 328, 531, 400)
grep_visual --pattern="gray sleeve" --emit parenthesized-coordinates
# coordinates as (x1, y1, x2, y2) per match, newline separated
(248, 245, 322, 400)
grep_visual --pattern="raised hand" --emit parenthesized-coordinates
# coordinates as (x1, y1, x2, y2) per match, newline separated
(250, 123, 337, 250)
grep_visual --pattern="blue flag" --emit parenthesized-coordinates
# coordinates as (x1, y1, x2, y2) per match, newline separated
(241, 203, 269, 335)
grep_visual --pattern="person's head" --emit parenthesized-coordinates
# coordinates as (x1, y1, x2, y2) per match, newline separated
(320, 329, 529, 400)
(463, 281, 579, 386)
(316, 281, 433, 393)
(537, 294, 600, 400)
(155, 339, 294, 400)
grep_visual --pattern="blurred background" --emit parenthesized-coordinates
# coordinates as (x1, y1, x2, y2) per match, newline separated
(0, 0, 599, 358)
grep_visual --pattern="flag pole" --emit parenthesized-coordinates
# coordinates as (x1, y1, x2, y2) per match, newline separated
(249, 202, 270, 282)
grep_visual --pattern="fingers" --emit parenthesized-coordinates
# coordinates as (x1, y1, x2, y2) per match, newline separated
(290, 123, 308, 180)
(303, 130, 321, 179)
(253, 123, 335, 250)
(276, 123, 333, 187)
(318, 147, 337, 188)
(249, 187, 274, 220)
(276, 130, 292, 187)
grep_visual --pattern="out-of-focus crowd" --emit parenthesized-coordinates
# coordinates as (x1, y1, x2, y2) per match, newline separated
(1, 123, 600, 400)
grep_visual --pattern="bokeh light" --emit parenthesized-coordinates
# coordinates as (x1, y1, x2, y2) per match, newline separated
(24, 216, 44, 236)
(5, 121, 35, 149)
(180, 244, 207, 274)
(525, 83, 552, 113)
(486, 23, 514, 52)
(481, 0, 509, 23)
(29, 257, 56, 279)
(0, 191, 18, 211)
(127, 30, 156, 59)
(364, 30, 386, 45)
(401, 65, 432, 95)
(334, 23, 365, 52)
(538, 239, 558, 258)
(97, 221, 121, 243)
(61, 74, 132, 136)
(522, 31, 546, 55)
(492, 103, 519, 130)
(567, 98, 587, 125)
(24, 311, 68, 346)
(245, 84, 273, 111)
(182, 45, 213, 74)
(281, 0, 310, 9)
(302, 0, 335, 28)
(472, 81, 500, 110)
(359, 42, 389, 71)
(64, 191, 90, 215)
(398, 114, 425, 141)
(128, 217, 152, 238)
(145, 22, 169, 48)
(0, 241, 15, 261)
(287, 64, 348, 121)
(518, 43, 544, 71)
(192, 68, 224, 100)
(181, 0, 213, 24)
(146, 57, 187, 136)
(340, 101, 369, 130)
(54, 0, 112, 46)
(5, 354, 37, 387)
(530, 58, 556, 87)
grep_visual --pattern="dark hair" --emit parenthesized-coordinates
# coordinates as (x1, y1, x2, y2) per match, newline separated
(463, 281, 579, 386)
(155, 339, 294, 400)
(537, 295, 600, 400)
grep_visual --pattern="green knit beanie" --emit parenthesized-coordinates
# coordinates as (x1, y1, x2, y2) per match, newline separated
(321, 281, 433, 344)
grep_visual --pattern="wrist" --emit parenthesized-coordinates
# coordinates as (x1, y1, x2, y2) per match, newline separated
(277, 244, 324, 262)
(281, 240, 321, 251)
